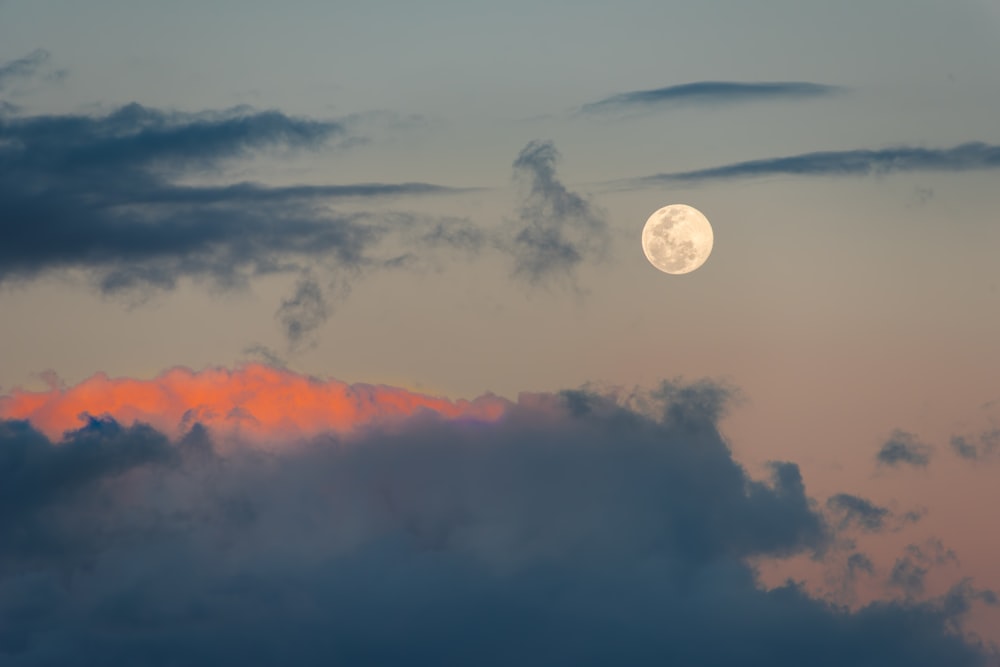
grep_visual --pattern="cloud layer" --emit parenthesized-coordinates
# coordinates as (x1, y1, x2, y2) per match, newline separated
(582, 81, 839, 113)
(631, 142, 1000, 185)
(0, 370, 992, 665)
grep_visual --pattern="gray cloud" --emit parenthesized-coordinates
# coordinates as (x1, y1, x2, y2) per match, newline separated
(950, 429, 1000, 462)
(0, 101, 483, 346)
(0, 380, 992, 665)
(508, 140, 609, 286)
(889, 540, 959, 598)
(827, 493, 891, 531)
(877, 430, 933, 468)
(630, 142, 1000, 186)
(275, 274, 332, 349)
(0, 49, 62, 92)
(581, 81, 840, 113)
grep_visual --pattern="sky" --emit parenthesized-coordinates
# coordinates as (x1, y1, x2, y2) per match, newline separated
(2, 0, 1000, 663)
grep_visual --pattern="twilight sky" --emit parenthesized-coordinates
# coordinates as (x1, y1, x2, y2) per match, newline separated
(2, 1, 1000, 664)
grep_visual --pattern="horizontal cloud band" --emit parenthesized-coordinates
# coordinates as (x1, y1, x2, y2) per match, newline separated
(633, 142, 1000, 184)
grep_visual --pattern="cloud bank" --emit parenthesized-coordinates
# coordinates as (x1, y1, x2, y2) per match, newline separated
(0, 369, 993, 665)
(582, 81, 840, 113)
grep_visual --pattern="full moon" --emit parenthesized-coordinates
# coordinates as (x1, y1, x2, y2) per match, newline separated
(641, 204, 714, 275)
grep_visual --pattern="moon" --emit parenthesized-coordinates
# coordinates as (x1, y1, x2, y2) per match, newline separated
(641, 204, 714, 275)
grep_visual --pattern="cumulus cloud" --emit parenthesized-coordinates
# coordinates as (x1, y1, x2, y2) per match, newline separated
(0, 372, 992, 665)
(581, 81, 840, 113)
(508, 140, 609, 287)
(629, 142, 1000, 186)
(877, 429, 933, 468)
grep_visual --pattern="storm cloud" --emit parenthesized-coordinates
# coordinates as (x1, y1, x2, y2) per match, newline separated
(508, 140, 609, 286)
(630, 142, 1000, 186)
(581, 81, 840, 113)
(0, 374, 992, 665)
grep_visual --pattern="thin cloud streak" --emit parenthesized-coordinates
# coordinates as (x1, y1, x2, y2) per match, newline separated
(581, 81, 840, 113)
(627, 142, 1000, 186)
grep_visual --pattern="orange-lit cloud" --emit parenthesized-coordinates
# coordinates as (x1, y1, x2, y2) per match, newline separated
(0, 364, 509, 441)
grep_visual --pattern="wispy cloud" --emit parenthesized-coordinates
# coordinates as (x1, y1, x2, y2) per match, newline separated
(628, 142, 1000, 186)
(826, 493, 891, 531)
(877, 429, 933, 468)
(507, 140, 609, 287)
(0, 371, 990, 664)
(950, 429, 1000, 461)
(0, 49, 63, 92)
(581, 81, 840, 114)
(0, 101, 482, 345)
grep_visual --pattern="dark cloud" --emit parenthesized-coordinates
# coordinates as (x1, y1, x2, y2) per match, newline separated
(877, 430, 933, 468)
(0, 101, 483, 345)
(631, 142, 1000, 186)
(0, 380, 992, 665)
(508, 140, 609, 286)
(0, 103, 470, 288)
(581, 81, 840, 113)
(827, 493, 891, 531)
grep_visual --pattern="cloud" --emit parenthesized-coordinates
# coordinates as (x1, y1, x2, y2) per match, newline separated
(0, 49, 62, 92)
(275, 274, 332, 349)
(950, 429, 1000, 462)
(0, 101, 484, 345)
(581, 81, 840, 113)
(0, 364, 507, 441)
(877, 430, 933, 468)
(508, 140, 609, 286)
(889, 540, 959, 598)
(826, 493, 891, 531)
(630, 142, 1000, 186)
(0, 371, 993, 664)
